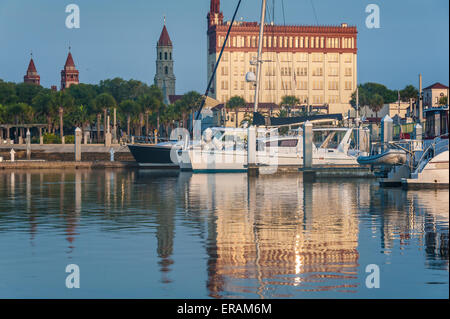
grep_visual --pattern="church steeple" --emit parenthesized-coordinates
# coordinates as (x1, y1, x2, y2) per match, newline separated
(154, 20, 176, 104)
(24, 54, 40, 85)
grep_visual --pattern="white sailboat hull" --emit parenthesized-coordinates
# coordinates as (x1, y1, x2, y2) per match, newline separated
(403, 150, 449, 188)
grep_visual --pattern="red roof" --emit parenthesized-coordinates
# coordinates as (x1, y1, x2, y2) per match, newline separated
(158, 25, 172, 46)
(424, 82, 448, 90)
(64, 52, 76, 68)
(27, 58, 37, 73)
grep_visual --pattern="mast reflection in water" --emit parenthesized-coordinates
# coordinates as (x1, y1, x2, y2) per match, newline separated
(0, 170, 447, 298)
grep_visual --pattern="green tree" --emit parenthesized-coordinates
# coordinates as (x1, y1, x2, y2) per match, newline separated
(180, 91, 202, 129)
(15, 82, 43, 105)
(160, 103, 179, 137)
(53, 90, 74, 141)
(0, 104, 6, 124)
(94, 93, 117, 142)
(369, 94, 384, 119)
(0, 80, 17, 105)
(280, 95, 300, 117)
(32, 91, 57, 133)
(439, 96, 448, 106)
(227, 96, 247, 128)
(119, 100, 140, 138)
(399, 85, 418, 102)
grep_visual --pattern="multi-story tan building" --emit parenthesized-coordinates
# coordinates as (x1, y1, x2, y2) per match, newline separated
(423, 82, 448, 108)
(207, 0, 358, 116)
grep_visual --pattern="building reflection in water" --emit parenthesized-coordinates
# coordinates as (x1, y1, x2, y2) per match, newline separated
(187, 174, 361, 298)
(0, 170, 447, 298)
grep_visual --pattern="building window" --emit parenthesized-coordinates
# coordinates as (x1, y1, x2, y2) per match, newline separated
(165, 66, 168, 75)
(312, 53, 323, 62)
(328, 53, 338, 62)
(312, 95, 324, 104)
(297, 81, 308, 90)
(165, 52, 168, 60)
(329, 67, 339, 76)
(296, 67, 307, 76)
(345, 67, 352, 76)
(312, 67, 323, 77)
(345, 81, 352, 90)
(313, 81, 324, 90)
(160, 52, 162, 60)
(328, 81, 339, 90)
(329, 95, 339, 104)
(221, 67, 228, 76)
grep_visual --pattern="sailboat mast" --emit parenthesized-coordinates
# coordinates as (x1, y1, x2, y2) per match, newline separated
(253, 0, 267, 113)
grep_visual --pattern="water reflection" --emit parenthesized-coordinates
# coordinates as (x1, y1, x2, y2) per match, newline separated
(0, 170, 447, 298)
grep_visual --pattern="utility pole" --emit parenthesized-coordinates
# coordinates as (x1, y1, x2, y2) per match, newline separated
(356, 86, 360, 125)
(419, 74, 423, 123)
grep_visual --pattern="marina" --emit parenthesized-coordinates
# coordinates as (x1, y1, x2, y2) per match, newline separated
(0, 0, 448, 304)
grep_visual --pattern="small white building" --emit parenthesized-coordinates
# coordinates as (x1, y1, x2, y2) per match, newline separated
(423, 82, 448, 108)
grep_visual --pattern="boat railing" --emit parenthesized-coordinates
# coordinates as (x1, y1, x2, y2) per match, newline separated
(414, 133, 449, 173)
(131, 136, 173, 144)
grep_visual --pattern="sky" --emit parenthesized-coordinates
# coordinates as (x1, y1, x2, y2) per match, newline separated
(0, 0, 448, 93)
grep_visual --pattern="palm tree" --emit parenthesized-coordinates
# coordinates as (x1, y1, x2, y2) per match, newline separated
(53, 91, 74, 143)
(227, 96, 247, 128)
(369, 94, 384, 119)
(119, 100, 139, 140)
(180, 91, 202, 130)
(280, 95, 300, 117)
(32, 92, 57, 134)
(6, 103, 30, 139)
(137, 94, 161, 140)
(94, 93, 117, 143)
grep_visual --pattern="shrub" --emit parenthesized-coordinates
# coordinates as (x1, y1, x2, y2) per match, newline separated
(64, 135, 75, 144)
(43, 133, 61, 144)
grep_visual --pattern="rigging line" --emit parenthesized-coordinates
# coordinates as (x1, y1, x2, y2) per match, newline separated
(310, 0, 319, 25)
(195, 0, 243, 120)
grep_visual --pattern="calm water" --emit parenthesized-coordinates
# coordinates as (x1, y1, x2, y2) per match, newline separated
(0, 169, 448, 299)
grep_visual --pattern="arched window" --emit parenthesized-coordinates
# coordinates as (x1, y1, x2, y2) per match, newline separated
(165, 66, 168, 75)
(170, 52, 172, 60)
(159, 52, 162, 60)
(165, 52, 168, 60)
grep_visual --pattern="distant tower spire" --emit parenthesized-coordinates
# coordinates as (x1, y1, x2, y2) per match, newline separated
(61, 49, 79, 90)
(154, 21, 176, 104)
(24, 54, 40, 85)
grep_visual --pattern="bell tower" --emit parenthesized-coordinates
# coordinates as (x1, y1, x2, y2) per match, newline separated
(154, 19, 176, 104)
(61, 49, 79, 90)
(24, 54, 40, 85)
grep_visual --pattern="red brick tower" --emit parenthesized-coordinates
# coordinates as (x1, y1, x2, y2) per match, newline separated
(61, 50, 79, 90)
(207, 0, 223, 28)
(24, 56, 40, 85)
